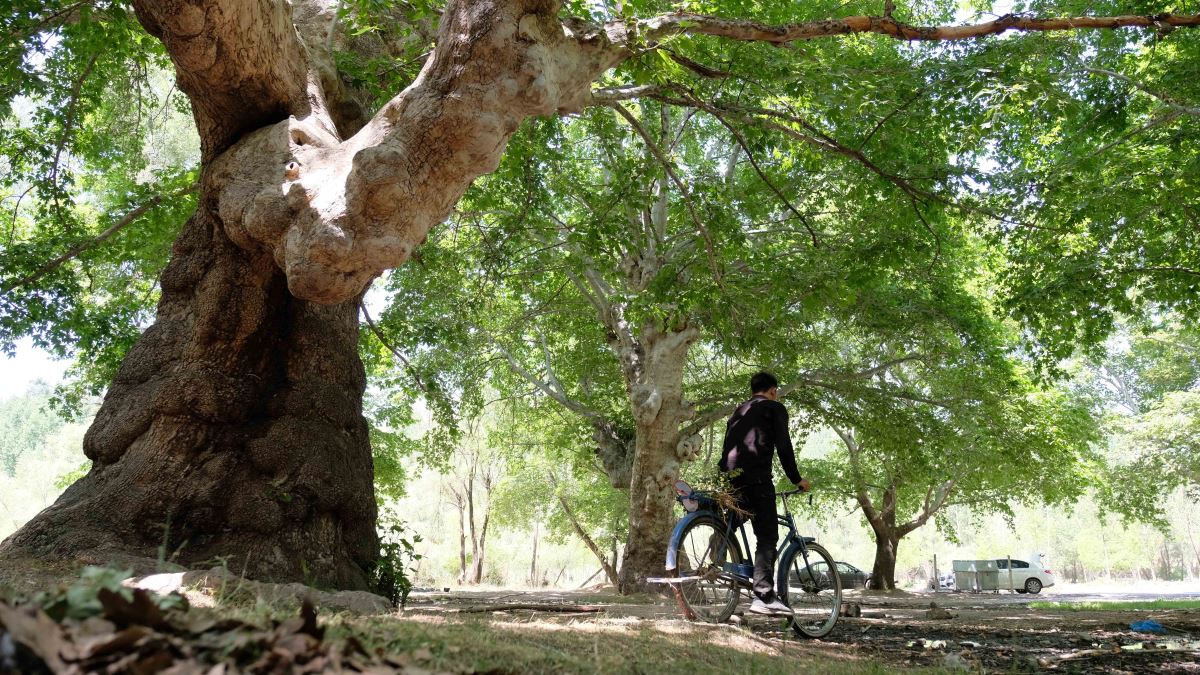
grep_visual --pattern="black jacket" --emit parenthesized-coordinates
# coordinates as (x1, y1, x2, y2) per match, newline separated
(718, 395, 802, 485)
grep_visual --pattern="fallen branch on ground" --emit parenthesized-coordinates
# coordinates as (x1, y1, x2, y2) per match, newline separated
(449, 603, 606, 614)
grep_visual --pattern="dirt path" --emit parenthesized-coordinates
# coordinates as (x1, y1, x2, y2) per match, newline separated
(405, 588, 1200, 673)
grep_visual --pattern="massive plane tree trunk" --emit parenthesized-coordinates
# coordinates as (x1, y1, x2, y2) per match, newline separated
(0, 0, 623, 588)
(3, 211, 377, 586)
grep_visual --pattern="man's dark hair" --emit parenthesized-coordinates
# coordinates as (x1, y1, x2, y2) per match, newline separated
(750, 371, 779, 394)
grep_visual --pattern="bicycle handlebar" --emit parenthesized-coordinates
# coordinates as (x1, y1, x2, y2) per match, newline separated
(777, 487, 815, 508)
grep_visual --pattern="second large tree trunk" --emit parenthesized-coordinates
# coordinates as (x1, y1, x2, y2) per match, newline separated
(0, 210, 378, 589)
(617, 324, 701, 593)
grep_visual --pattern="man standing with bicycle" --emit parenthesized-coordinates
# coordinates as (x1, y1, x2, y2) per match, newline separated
(719, 371, 810, 616)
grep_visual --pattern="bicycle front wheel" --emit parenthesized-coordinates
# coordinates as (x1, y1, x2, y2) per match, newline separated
(777, 541, 841, 638)
(668, 516, 742, 623)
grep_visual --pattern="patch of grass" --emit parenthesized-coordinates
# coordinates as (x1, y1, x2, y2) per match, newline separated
(330, 612, 949, 675)
(1030, 599, 1200, 611)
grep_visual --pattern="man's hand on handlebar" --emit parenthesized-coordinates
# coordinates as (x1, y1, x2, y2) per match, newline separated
(796, 477, 811, 492)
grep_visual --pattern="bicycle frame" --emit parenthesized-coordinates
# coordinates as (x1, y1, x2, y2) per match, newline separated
(665, 488, 816, 583)
(664, 484, 841, 636)
(664, 505, 749, 583)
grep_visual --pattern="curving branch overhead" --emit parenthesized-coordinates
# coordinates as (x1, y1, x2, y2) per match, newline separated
(636, 10, 1200, 44)
(124, 0, 1200, 305)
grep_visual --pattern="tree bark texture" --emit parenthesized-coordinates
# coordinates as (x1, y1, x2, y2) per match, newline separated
(193, 0, 625, 304)
(529, 522, 540, 587)
(0, 210, 376, 588)
(865, 484, 900, 590)
(870, 529, 901, 591)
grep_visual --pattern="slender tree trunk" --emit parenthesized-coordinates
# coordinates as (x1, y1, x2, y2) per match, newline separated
(466, 476, 479, 584)
(0, 212, 376, 588)
(456, 499, 467, 585)
(469, 510, 489, 584)
(529, 521, 540, 587)
(1100, 527, 1112, 578)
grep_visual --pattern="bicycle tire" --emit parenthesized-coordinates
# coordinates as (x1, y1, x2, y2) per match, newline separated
(667, 516, 743, 623)
(776, 540, 841, 638)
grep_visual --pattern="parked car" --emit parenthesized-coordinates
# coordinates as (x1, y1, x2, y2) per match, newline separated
(790, 561, 872, 590)
(835, 562, 872, 589)
(996, 557, 1055, 594)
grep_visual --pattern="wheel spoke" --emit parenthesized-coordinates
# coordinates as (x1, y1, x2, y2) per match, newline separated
(782, 543, 841, 638)
(672, 519, 739, 622)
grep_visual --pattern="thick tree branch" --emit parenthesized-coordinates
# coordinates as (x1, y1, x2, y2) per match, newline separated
(207, 0, 628, 304)
(129, 0, 321, 158)
(898, 479, 955, 536)
(637, 11, 1200, 45)
(592, 85, 664, 103)
(834, 425, 881, 526)
(1, 182, 199, 297)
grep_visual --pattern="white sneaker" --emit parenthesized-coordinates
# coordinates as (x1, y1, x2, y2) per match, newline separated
(749, 597, 794, 616)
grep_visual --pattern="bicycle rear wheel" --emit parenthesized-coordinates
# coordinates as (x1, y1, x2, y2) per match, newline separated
(668, 516, 742, 623)
(777, 541, 841, 638)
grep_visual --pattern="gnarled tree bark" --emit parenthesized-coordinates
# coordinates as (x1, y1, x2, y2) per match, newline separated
(1, 0, 625, 589)
(2, 210, 377, 587)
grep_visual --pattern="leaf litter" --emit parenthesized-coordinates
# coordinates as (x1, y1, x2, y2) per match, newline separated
(0, 568, 450, 674)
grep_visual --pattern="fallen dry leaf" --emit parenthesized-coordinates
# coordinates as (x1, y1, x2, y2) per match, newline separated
(97, 588, 167, 630)
(0, 601, 74, 670)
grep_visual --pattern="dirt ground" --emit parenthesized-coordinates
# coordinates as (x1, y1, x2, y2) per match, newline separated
(403, 587, 1200, 673)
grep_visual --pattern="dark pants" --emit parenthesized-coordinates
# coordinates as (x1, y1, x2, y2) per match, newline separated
(732, 480, 778, 602)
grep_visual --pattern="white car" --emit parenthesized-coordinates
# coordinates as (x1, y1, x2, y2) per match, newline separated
(997, 556, 1055, 594)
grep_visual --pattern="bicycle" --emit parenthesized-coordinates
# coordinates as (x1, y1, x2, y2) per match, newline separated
(660, 479, 842, 638)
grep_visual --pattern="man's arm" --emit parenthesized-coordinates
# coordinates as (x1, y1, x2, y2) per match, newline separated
(772, 402, 803, 485)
